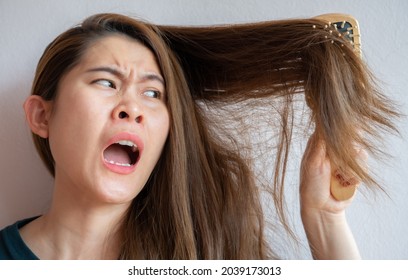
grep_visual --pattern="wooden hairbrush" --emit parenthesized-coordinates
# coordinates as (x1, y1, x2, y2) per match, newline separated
(315, 13, 362, 57)
(314, 14, 362, 200)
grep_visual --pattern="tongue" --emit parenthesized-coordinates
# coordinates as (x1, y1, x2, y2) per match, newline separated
(103, 144, 130, 164)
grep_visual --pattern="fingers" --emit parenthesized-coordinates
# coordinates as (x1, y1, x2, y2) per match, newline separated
(300, 132, 332, 200)
(301, 132, 327, 172)
(302, 132, 368, 202)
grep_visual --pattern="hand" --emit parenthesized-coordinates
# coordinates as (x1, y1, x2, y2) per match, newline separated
(299, 132, 364, 215)
(299, 132, 365, 259)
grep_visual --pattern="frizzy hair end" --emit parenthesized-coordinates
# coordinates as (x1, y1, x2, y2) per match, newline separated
(161, 14, 400, 191)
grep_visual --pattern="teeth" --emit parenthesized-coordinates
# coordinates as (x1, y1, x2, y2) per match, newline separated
(116, 140, 137, 148)
(116, 140, 138, 152)
(106, 159, 131, 167)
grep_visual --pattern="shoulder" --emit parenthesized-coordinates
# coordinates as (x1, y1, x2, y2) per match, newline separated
(0, 217, 40, 260)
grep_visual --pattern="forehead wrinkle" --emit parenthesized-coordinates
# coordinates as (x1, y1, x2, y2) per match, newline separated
(80, 36, 163, 84)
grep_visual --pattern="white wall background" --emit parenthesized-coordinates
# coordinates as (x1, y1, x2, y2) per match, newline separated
(0, 0, 407, 259)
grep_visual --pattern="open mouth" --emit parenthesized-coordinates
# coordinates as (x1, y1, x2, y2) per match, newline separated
(103, 140, 139, 167)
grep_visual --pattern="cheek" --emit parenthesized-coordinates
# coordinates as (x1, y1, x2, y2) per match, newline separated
(48, 96, 108, 164)
(157, 108, 170, 143)
(146, 107, 170, 158)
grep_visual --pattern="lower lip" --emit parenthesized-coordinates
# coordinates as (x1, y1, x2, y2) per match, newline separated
(102, 159, 137, 175)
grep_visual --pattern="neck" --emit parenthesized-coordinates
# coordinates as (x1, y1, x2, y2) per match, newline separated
(20, 181, 130, 260)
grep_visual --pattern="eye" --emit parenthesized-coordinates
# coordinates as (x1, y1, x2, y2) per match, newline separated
(93, 79, 116, 89)
(143, 89, 161, 99)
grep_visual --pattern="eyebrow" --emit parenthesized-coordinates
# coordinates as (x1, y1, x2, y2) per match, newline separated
(86, 66, 165, 86)
(140, 73, 165, 86)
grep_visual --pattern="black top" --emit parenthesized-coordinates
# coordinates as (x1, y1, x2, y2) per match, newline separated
(0, 217, 39, 260)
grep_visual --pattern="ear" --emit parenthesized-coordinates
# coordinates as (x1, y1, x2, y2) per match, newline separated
(23, 95, 53, 139)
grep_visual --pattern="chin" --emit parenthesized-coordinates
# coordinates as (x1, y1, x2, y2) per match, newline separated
(93, 181, 143, 206)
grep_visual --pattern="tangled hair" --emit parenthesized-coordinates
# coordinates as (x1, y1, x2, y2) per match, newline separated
(30, 13, 399, 259)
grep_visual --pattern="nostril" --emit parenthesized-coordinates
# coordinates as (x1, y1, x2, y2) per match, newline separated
(135, 116, 142, 123)
(119, 111, 128, 119)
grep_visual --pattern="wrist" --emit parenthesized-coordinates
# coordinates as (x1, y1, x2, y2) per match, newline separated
(301, 208, 360, 260)
(301, 207, 347, 226)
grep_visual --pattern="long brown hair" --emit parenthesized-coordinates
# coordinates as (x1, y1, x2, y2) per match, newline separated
(30, 13, 399, 259)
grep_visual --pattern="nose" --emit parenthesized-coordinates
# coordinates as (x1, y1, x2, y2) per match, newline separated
(112, 98, 143, 124)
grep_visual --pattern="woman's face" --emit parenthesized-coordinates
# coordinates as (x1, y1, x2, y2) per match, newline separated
(47, 35, 169, 206)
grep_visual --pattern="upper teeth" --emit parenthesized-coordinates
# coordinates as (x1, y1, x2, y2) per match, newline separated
(116, 140, 138, 152)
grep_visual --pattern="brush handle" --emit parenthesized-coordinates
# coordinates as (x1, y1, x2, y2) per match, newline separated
(330, 175, 357, 201)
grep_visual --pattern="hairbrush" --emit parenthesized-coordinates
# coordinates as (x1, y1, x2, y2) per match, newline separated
(314, 14, 363, 201)
(315, 13, 362, 57)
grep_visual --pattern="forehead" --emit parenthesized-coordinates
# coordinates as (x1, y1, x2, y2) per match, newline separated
(78, 35, 161, 73)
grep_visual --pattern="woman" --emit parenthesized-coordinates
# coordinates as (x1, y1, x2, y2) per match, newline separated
(0, 13, 399, 259)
